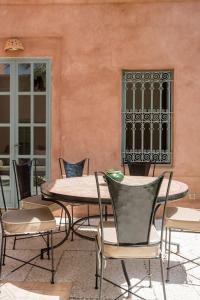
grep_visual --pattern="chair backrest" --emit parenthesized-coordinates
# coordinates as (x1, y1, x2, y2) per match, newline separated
(13, 159, 39, 208)
(59, 158, 89, 178)
(123, 161, 156, 177)
(106, 174, 163, 245)
(95, 171, 172, 247)
(128, 161, 151, 176)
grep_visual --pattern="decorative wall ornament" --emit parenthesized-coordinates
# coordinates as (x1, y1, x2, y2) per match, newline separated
(4, 38, 24, 52)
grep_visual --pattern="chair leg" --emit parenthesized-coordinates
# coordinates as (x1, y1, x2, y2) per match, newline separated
(47, 233, 50, 260)
(165, 228, 168, 254)
(95, 249, 99, 289)
(166, 228, 171, 282)
(99, 252, 104, 300)
(0, 234, 4, 279)
(121, 260, 131, 297)
(148, 259, 152, 288)
(104, 205, 108, 221)
(13, 236, 17, 250)
(64, 210, 67, 232)
(50, 230, 55, 284)
(2, 236, 6, 265)
(58, 208, 64, 231)
(71, 205, 74, 241)
(159, 256, 167, 300)
(87, 205, 90, 226)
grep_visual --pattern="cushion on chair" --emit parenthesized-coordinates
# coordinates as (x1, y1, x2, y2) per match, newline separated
(165, 206, 200, 232)
(97, 221, 160, 259)
(0, 281, 72, 300)
(21, 195, 59, 212)
(2, 207, 56, 235)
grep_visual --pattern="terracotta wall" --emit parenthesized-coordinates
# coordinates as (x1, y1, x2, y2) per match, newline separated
(0, 0, 200, 212)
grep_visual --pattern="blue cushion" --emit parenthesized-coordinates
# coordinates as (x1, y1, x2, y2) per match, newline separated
(63, 159, 85, 177)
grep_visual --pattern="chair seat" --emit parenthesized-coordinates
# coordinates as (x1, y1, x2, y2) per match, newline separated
(97, 221, 160, 259)
(21, 195, 59, 212)
(165, 206, 200, 232)
(2, 207, 56, 235)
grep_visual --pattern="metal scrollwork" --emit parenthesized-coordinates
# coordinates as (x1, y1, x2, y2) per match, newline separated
(134, 113, 142, 122)
(135, 73, 142, 80)
(143, 113, 151, 122)
(134, 153, 142, 161)
(152, 113, 160, 122)
(153, 72, 160, 80)
(162, 72, 170, 80)
(143, 153, 151, 161)
(125, 113, 134, 122)
(161, 113, 168, 122)
(144, 72, 151, 80)
(125, 153, 133, 162)
(123, 151, 171, 163)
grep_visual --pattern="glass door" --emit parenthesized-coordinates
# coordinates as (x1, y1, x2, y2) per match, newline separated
(0, 59, 51, 208)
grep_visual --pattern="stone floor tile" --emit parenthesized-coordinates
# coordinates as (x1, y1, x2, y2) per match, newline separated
(1, 219, 200, 299)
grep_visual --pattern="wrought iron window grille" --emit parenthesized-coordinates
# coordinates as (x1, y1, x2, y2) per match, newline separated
(122, 70, 173, 165)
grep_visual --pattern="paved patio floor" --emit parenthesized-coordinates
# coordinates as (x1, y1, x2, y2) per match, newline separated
(1, 219, 200, 299)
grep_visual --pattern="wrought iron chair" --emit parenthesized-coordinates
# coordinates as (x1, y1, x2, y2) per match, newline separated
(0, 175, 56, 283)
(165, 206, 200, 282)
(95, 171, 173, 300)
(58, 157, 90, 241)
(13, 159, 59, 211)
(12, 159, 60, 250)
(123, 161, 156, 177)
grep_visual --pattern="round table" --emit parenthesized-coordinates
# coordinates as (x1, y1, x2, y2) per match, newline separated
(42, 175, 188, 205)
(41, 175, 188, 245)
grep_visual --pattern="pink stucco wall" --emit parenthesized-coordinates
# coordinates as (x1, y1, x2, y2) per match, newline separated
(1, 0, 200, 210)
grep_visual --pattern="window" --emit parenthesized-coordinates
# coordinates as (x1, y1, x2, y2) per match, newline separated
(122, 70, 173, 164)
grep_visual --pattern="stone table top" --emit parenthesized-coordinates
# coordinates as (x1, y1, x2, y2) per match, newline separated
(41, 175, 188, 205)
